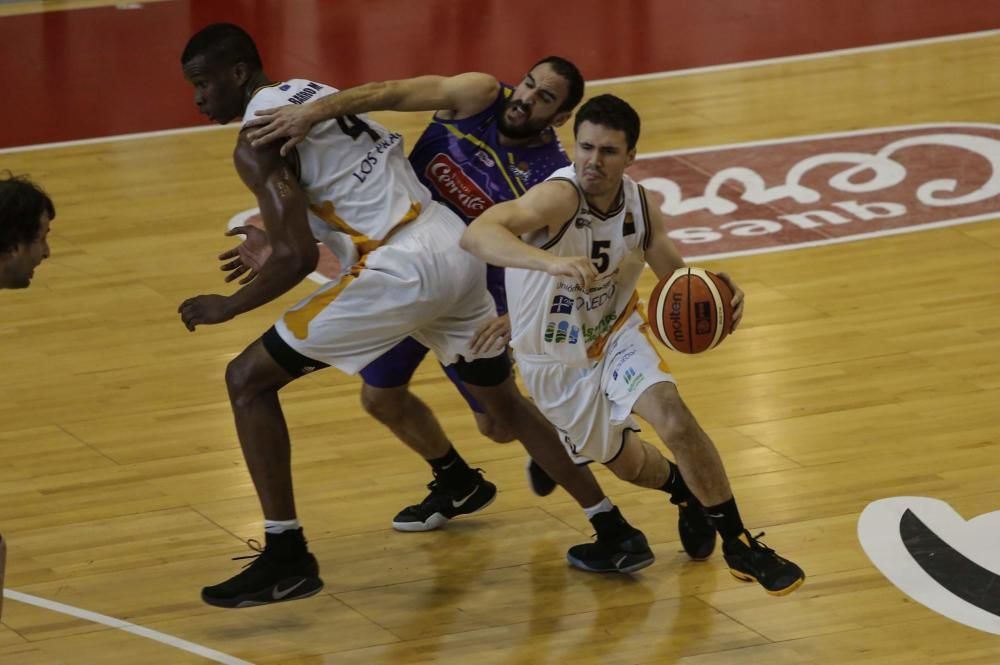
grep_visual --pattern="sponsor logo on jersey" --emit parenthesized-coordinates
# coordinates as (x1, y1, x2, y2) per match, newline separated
(425, 153, 495, 218)
(627, 123, 1000, 258)
(474, 150, 496, 168)
(582, 312, 618, 344)
(621, 367, 645, 390)
(510, 160, 532, 182)
(544, 320, 580, 344)
(610, 349, 637, 381)
(550, 295, 574, 314)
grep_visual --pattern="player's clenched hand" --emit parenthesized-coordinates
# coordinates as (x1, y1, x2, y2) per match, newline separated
(178, 294, 234, 331)
(546, 256, 598, 289)
(245, 104, 317, 157)
(219, 225, 271, 285)
(716, 272, 745, 332)
(470, 314, 511, 354)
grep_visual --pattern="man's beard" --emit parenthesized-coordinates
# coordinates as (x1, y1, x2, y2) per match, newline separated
(497, 100, 549, 140)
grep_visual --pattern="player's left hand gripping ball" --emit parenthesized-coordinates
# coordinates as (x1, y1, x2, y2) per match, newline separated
(179, 294, 235, 331)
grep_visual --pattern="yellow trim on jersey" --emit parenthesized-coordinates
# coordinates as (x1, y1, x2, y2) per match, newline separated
(284, 255, 368, 340)
(249, 81, 284, 100)
(587, 291, 640, 360)
(310, 200, 422, 256)
(636, 300, 673, 374)
(438, 122, 526, 198)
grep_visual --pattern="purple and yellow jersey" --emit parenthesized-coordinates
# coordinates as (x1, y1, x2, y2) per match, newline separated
(407, 84, 570, 314)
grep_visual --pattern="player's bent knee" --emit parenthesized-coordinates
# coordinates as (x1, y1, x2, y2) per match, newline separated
(360, 383, 407, 423)
(226, 332, 310, 405)
(606, 435, 646, 483)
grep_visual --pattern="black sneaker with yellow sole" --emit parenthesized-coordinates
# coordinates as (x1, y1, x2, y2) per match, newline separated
(723, 530, 805, 596)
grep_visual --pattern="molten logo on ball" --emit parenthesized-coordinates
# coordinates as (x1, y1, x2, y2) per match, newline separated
(649, 268, 733, 354)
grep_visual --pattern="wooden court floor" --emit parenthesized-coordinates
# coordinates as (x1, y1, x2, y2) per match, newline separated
(2, 29, 1000, 665)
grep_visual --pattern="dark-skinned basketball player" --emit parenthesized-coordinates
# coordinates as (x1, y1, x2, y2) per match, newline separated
(462, 94, 806, 595)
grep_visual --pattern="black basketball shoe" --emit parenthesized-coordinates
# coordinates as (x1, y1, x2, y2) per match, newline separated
(674, 496, 717, 560)
(723, 531, 805, 596)
(392, 469, 497, 531)
(566, 507, 655, 573)
(525, 458, 557, 497)
(201, 529, 324, 608)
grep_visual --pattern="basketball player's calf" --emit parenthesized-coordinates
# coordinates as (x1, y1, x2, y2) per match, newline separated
(386, 356, 509, 532)
(200, 336, 325, 608)
(605, 434, 718, 561)
(630, 382, 805, 595)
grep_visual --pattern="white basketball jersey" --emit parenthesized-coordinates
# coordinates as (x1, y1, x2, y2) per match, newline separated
(506, 165, 653, 368)
(242, 80, 433, 264)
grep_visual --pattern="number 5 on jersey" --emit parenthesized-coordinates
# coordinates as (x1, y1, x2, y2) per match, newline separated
(591, 240, 610, 273)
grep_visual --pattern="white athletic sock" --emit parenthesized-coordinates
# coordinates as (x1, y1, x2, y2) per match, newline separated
(264, 518, 301, 534)
(583, 497, 614, 520)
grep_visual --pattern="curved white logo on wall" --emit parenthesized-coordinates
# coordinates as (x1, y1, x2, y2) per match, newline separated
(858, 496, 1000, 634)
(227, 208, 341, 284)
(628, 123, 1000, 259)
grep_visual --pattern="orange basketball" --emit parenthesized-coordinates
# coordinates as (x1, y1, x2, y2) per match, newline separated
(648, 268, 734, 354)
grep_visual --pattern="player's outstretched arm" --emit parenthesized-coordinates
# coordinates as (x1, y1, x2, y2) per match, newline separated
(461, 180, 599, 288)
(641, 188, 744, 330)
(247, 73, 498, 155)
(178, 136, 318, 332)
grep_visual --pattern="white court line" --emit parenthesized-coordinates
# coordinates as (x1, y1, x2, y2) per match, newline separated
(3, 589, 255, 665)
(589, 28, 1000, 86)
(680, 212, 1000, 264)
(1, 28, 998, 155)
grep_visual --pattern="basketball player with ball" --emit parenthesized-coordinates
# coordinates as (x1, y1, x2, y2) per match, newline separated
(462, 94, 805, 595)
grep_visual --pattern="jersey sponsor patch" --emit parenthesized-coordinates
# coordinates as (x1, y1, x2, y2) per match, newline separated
(424, 153, 495, 218)
(628, 123, 1000, 259)
(550, 295, 573, 314)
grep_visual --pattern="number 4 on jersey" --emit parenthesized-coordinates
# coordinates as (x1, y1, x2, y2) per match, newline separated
(337, 114, 380, 142)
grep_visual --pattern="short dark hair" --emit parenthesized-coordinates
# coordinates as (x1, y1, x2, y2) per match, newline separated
(573, 94, 641, 150)
(531, 56, 585, 113)
(181, 23, 262, 71)
(0, 173, 54, 255)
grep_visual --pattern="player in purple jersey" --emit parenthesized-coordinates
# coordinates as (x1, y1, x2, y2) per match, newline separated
(247, 59, 716, 571)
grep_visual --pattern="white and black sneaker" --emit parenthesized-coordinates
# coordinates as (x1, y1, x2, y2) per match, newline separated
(201, 529, 324, 608)
(392, 469, 497, 531)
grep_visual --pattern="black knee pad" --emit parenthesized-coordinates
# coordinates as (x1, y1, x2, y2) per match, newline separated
(261, 327, 329, 378)
(452, 351, 511, 387)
